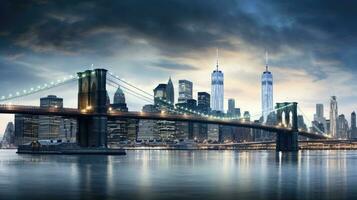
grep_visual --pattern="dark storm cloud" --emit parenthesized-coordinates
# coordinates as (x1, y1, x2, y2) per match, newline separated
(1, 0, 357, 70)
(150, 59, 197, 71)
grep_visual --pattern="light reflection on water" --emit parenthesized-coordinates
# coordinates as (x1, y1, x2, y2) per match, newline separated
(0, 150, 357, 199)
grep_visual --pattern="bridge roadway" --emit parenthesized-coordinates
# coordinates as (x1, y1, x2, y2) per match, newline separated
(0, 104, 328, 140)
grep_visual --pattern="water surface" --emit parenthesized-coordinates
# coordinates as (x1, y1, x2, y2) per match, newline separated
(0, 150, 356, 200)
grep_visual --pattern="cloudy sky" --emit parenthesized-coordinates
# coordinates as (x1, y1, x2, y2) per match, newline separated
(1, 0, 357, 134)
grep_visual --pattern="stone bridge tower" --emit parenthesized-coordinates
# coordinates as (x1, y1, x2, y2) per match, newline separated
(77, 69, 108, 147)
(275, 102, 298, 151)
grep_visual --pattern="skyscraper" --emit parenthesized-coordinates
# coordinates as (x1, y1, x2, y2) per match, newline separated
(197, 92, 210, 114)
(312, 103, 327, 134)
(166, 77, 174, 104)
(178, 80, 192, 103)
(227, 98, 235, 116)
(329, 96, 338, 137)
(337, 114, 348, 139)
(211, 50, 224, 112)
(316, 104, 324, 119)
(261, 52, 273, 123)
(154, 83, 167, 105)
(351, 111, 357, 139)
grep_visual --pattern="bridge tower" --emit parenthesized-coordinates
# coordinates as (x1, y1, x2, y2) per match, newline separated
(77, 69, 108, 147)
(276, 102, 298, 151)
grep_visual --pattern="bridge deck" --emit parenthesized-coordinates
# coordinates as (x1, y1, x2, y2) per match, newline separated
(0, 104, 328, 139)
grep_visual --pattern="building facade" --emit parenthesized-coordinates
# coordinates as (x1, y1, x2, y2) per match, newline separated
(38, 95, 64, 140)
(178, 80, 192, 103)
(211, 61, 224, 112)
(261, 58, 273, 123)
(351, 111, 357, 139)
(166, 77, 175, 104)
(329, 96, 338, 137)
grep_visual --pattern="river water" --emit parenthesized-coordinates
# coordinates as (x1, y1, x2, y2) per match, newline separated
(0, 149, 356, 200)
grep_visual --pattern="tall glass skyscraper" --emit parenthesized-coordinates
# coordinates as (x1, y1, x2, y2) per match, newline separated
(329, 96, 338, 137)
(211, 52, 224, 112)
(261, 52, 273, 123)
(178, 80, 192, 103)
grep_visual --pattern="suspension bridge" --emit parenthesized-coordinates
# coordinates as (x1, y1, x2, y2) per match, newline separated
(0, 68, 329, 152)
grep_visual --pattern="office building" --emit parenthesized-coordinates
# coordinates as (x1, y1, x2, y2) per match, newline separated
(329, 96, 338, 137)
(38, 95, 63, 140)
(178, 80, 192, 103)
(197, 92, 210, 114)
(211, 50, 224, 112)
(166, 77, 174, 104)
(351, 111, 357, 139)
(337, 114, 348, 139)
(261, 52, 273, 123)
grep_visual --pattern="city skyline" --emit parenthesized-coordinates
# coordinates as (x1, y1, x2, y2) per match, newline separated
(1, 1, 357, 134)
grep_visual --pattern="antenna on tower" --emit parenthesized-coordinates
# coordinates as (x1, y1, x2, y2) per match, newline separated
(216, 48, 219, 70)
(265, 50, 269, 71)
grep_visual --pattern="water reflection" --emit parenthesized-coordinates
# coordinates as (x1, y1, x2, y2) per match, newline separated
(1, 150, 357, 199)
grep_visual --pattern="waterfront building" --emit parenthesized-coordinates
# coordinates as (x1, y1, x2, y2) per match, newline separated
(337, 114, 349, 139)
(197, 92, 211, 141)
(38, 95, 63, 140)
(261, 52, 273, 123)
(108, 87, 130, 144)
(1, 122, 15, 148)
(351, 111, 357, 139)
(178, 80, 192, 103)
(137, 105, 160, 141)
(211, 50, 224, 112)
(329, 96, 338, 138)
(14, 114, 38, 145)
(207, 124, 219, 142)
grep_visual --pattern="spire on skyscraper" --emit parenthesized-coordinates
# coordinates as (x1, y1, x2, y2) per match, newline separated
(265, 50, 269, 71)
(216, 48, 219, 70)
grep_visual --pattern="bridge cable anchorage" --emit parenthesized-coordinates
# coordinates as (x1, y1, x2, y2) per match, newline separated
(0, 74, 78, 103)
(297, 106, 327, 136)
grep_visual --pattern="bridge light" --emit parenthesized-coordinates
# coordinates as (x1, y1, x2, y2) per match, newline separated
(82, 74, 86, 78)
(109, 107, 113, 111)
(81, 109, 87, 113)
(86, 106, 92, 110)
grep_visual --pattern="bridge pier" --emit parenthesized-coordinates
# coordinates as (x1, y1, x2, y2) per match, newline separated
(77, 69, 108, 148)
(275, 102, 299, 151)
